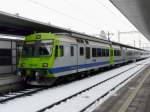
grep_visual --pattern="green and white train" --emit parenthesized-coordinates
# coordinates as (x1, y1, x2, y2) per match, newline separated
(17, 32, 149, 85)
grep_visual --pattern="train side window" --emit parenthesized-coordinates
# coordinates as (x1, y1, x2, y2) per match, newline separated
(114, 50, 118, 56)
(80, 47, 84, 56)
(117, 50, 119, 56)
(106, 49, 109, 56)
(86, 47, 90, 59)
(97, 48, 102, 57)
(102, 49, 105, 57)
(115, 50, 121, 56)
(92, 48, 96, 57)
(59, 46, 64, 57)
(70, 46, 74, 56)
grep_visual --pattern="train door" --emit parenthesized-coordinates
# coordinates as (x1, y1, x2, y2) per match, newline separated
(54, 43, 78, 77)
(122, 47, 126, 62)
(69, 44, 78, 70)
(77, 43, 86, 72)
(85, 46, 91, 70)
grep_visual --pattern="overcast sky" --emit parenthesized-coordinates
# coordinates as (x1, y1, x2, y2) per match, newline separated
(0, 0, 149, 48)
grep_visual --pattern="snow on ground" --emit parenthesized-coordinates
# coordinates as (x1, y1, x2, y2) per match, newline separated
(45, 61, 148, 112)
(0, 58, 150, 112)
(85, 66, 146, 112)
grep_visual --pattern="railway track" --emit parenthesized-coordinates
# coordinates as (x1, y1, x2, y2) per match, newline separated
(0, 62, 135, 104)
(37, 62, 147, 112)
(0, 59, 149, 112)
(0, 87, 48, 104)
(0, 61, 137, 104)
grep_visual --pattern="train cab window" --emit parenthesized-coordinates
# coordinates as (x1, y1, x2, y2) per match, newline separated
(86, 47, 90, 59)
(97, 48, 102, 57)
(39, 45, 51, 56)
(80, 47, 84, 56)
(92, 48, 97, 57)
(70, 46, 74, 56)
(60, 46, 64, 57)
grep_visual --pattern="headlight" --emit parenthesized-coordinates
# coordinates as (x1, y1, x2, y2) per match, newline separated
(43, 63, 48, 67)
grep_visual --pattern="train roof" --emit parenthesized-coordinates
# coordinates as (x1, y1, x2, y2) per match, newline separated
(111, 41, 146, 51)
(55, 33, 148, 52)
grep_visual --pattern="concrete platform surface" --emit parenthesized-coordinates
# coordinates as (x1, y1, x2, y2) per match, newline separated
(0, 74, 20, 86)
(93, 65, 150, 112)
(0, 74, 21, 93)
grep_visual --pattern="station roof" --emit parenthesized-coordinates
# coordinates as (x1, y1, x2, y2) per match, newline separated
(0, 11, 147, 51)
(110, 0, 150, 41)
(0, 11, 73, 36)
(0, 11, 111, 42)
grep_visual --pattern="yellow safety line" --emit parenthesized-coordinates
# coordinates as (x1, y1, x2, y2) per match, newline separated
(118, 67, 150, 112)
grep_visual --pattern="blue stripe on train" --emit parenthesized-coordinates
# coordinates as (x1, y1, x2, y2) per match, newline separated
(48, 60, 109, 74)
(48, 65, 78, 74)
(48, 59, 125, 74)
(78, 61, 109, 69)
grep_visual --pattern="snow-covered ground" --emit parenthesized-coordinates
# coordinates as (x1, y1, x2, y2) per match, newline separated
(0, 58, 150, 112)
(46, 62, 147, 112)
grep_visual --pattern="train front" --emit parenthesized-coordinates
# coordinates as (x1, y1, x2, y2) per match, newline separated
(17, 33, 57, 85)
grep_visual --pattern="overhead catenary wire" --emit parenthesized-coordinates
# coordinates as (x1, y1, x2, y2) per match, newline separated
(26, 0, 101, 30)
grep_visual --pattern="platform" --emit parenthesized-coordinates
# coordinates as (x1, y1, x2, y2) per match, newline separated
(0, 74, 21, 93)
(0, 74, 20, 86)
(93, 65, 150, 112)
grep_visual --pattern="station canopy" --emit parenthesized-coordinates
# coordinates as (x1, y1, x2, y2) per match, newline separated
(0, 11, 76, 36)
(0, 11, 145, 50)
(0, 11, 111, 44)
(110, 0, 150, 41)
